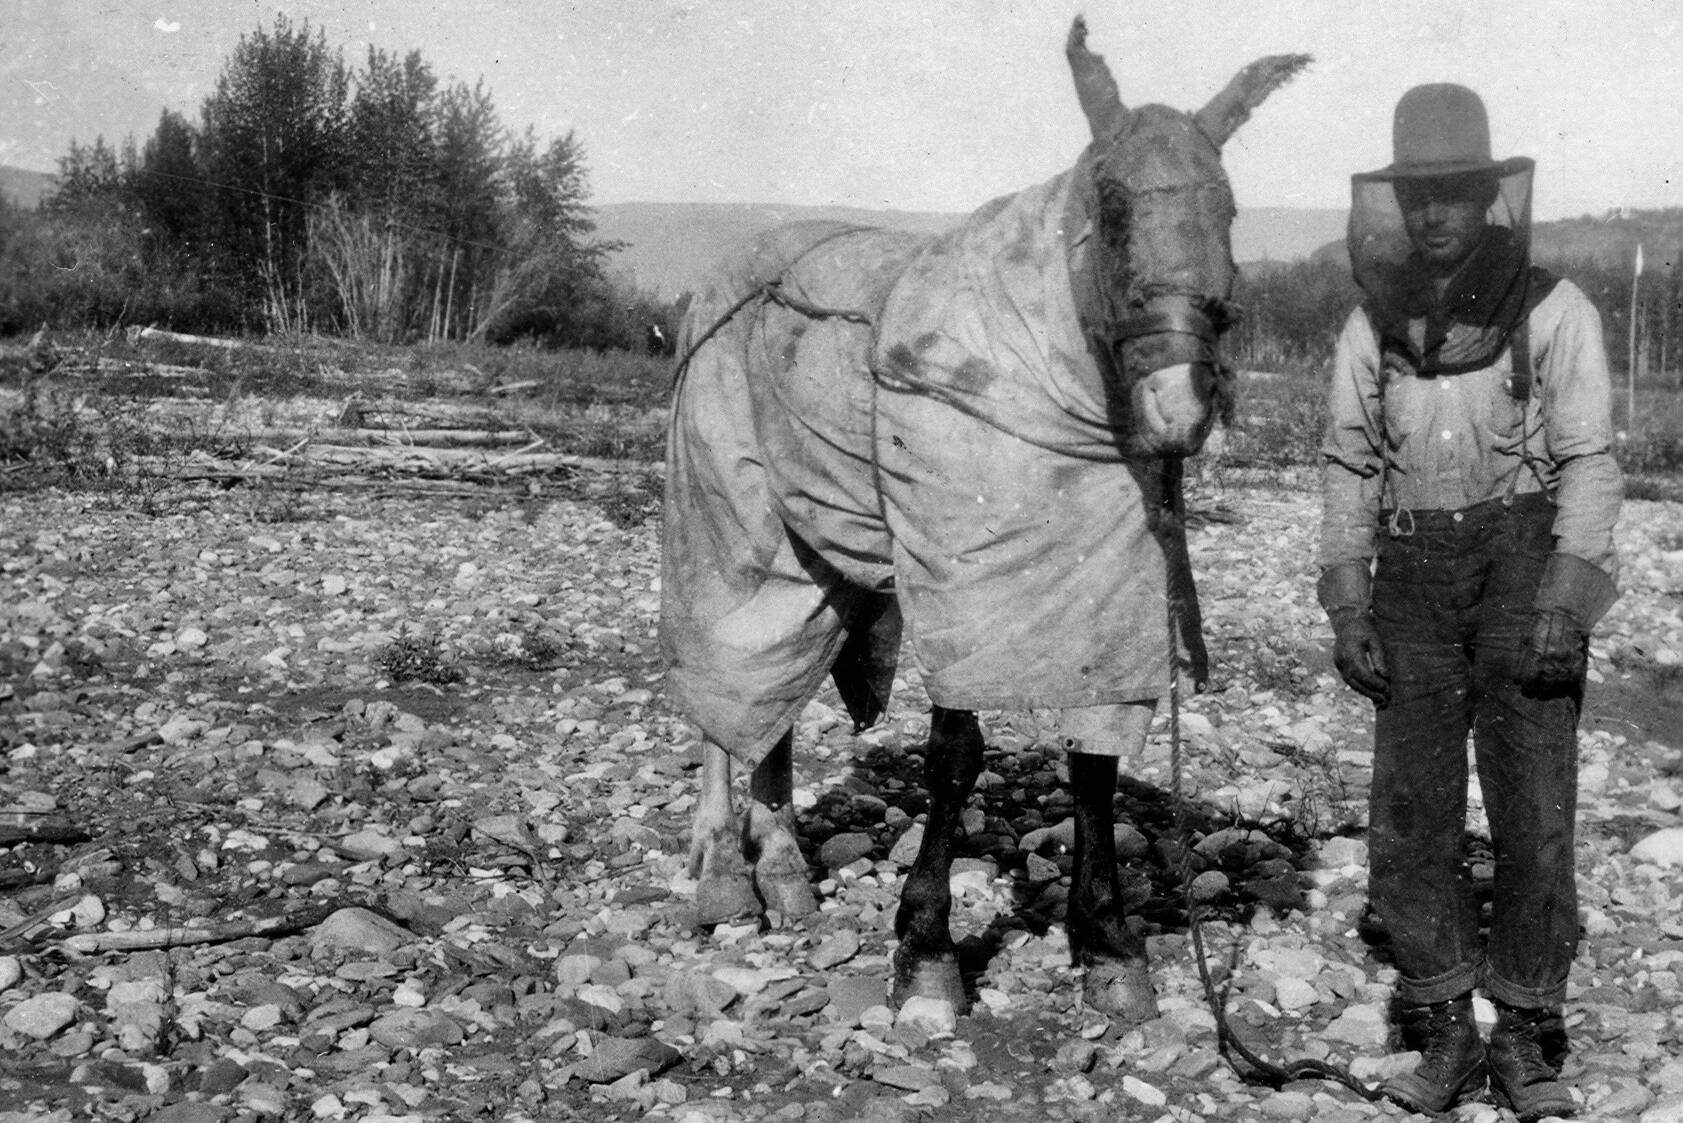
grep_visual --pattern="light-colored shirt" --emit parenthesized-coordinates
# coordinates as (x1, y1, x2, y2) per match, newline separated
(1319, 277, 1622, 577)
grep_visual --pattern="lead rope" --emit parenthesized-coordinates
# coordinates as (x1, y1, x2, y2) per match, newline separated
(1165, 485, 1385, 1102)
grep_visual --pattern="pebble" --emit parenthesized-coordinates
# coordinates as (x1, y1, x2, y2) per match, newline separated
(572, 1033, 682, 1083)
(1643, 1096, 1683, 1123)
(1320, 1002, 1389, 1047)
(888, 822, 925, 866)
(809, 929, 861, 970)
(819, 832, 875, 868)
(338, 828, 405, 861)
(1631, 827, 1683, 866)
(826, 976, 888, 1026)
(368, 1008, 465, 1049)
(0, 956, 21, 994)
(2, 992, 80, 1039)
(1120, 1074, 1166, 1106)
(310, 907, 414, 954)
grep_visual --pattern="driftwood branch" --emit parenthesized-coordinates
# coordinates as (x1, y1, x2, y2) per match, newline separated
(0, 817, 93, 846)
(58, 905, 337, 954)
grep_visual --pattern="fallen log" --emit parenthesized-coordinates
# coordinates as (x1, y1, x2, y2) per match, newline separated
(58, 905, 337, 954)
(0, 818, 93, 846)
(232, 428, 532, 448)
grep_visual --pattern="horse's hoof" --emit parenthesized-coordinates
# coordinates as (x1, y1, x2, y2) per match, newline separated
(696, 873, 761, 926)
(755, 870, 817, 919)
(890, 947, 971, 1014)
(1082, 956, 1158, 1023)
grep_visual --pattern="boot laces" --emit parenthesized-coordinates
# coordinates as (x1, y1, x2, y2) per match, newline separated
(1498, 1010, 1560, 1086)
(1414, 1001, 1476, 1080)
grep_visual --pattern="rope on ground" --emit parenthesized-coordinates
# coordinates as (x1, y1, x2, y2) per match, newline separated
(1164, 463, 1385, 1103)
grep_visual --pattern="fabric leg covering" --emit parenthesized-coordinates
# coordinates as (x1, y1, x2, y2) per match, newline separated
(1366, 493, 1580, 1007)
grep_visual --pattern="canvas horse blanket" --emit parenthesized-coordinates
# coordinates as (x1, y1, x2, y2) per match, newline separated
(662, 164, 1204, 766)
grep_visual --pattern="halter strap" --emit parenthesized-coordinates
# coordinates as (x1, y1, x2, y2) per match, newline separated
(1113, 296, 1222, 344)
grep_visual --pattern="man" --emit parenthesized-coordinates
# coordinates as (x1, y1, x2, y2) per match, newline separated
(1319, 84, 1622, 1119)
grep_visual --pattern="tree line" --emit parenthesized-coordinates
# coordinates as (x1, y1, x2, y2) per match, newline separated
(0, 16, 670, 350)
(1231, 236, 1683, 382)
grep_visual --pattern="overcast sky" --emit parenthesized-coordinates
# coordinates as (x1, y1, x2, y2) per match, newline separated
(2, 1, 1678, 220)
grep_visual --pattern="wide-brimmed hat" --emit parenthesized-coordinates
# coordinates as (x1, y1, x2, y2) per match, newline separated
(1361, 83, 1532, 181)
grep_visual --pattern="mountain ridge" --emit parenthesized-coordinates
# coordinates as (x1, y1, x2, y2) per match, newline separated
(591, 199, 1350, 299)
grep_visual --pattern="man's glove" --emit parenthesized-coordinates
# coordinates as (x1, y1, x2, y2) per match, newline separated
(1330, 609, 1391, 704)
(1516, 609, 1588, 690)
(1320, 563, 1390, 705)
(1518, 553, 1618, 692)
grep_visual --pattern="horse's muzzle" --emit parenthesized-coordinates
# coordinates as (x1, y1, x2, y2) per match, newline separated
(1136, 361, 1218, 454)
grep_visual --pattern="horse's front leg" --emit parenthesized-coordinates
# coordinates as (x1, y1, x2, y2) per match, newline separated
(891, 706, 984, 1012)
(688, 739, 760, 925)
(1067, 702, 1159, 1021)
(745, 733, 817, 918)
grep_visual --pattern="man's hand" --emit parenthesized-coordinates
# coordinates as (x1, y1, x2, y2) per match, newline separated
(1517, 608, 1588, 691)
(1331, 610, 1390, 705)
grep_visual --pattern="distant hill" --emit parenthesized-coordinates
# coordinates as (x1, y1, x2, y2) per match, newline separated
(0, 165, 54, 208)
(593, 199, 1347, 300)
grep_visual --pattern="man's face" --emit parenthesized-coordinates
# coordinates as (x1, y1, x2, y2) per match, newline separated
(1395, 174, 1498, 273)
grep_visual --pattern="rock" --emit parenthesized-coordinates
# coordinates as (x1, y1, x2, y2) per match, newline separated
(809, 929, 861, 970)
(197, 1057, 250, 1096)
(825, 976, 888, 1027)
(873, 1063, 941, 1091)
(888, 822, 925, 866)
(1640, 1096, 1683, 1123)
(368, 1008, 464, 1049)
(1113, 823, 1149, 859)
(1316, 836, 1369, 868)
(1053, 1041, 1097, 1074)
(1259, 1090, 1315, 1118)
(1320, 1002, 1389, 1048)
(237, 1081, 289, 1116)
(106, 978, 169, 1051)
(152, 1104, 233, 1123)
(1631, 827, 1683, 866)
(819, 832, 874, 868)
(662, 971, 739, 1019)
(895, 996, 957, 1036)
(3, 992, 79, 1039)
(338, 828, 405, 861)
(1189, 870, 1229, 903)
(310, 907, 414, 954)
(1273, 976, 1319, 1012)
(571, 1033, 682, 1083)
(1019, 819, 1077, 854)
(1120, 1075, 1166, 1106)
(711, 966, 773, 997)
(0, 956, 22, 994)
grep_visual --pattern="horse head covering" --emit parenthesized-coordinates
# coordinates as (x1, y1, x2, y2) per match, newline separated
(1349, 83, 1544, 376)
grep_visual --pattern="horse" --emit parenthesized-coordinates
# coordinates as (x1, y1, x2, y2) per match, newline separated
(660, 17, 1307, 1021)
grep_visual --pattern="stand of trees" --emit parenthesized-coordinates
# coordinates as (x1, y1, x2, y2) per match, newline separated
(1230, 238, 1683, 382)
(0, 16, 669, 350)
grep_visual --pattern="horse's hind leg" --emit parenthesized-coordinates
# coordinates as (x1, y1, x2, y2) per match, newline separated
(689, 740, 760, 925)
(891, 706, 985, 1012)
(1068, 741, 1159, 1022)
(745, 732, 817, 918)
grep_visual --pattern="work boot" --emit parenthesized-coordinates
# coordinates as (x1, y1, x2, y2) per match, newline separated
(1382, 994, 1487, 1114)
(1489, 1002, 1576, 1120)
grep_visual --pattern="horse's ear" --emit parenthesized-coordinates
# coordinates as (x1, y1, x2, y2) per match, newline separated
(1066, 16, 1128, 141)
(1194, 53, 1311, 147)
